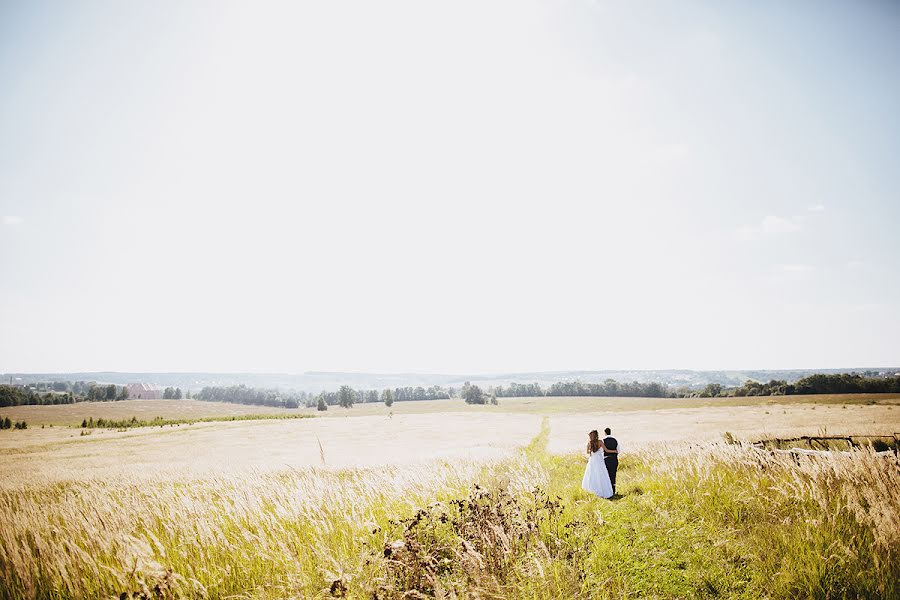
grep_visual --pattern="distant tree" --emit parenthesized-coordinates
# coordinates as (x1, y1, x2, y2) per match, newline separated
(489, 392, 498, 406)
(174, 387, 183, 400)
(163, 387, 175, 399)
(117, 386, 129, 401)
(14, 420, 27, 430)
(382, 388, 394, 407)
(338, 385, 356, 408)
(701, 383, 723, 398)
(462, 381, 485, 405)
(317, 397, 328, 411)
(196, 384, 307, 408)
(105, 384, 117, 401)
(186, 390, 192, 399)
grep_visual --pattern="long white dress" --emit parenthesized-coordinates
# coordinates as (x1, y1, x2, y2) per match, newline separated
(581, 448, 614, 498)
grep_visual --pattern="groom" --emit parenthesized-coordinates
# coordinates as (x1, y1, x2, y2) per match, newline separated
(603, 427, 619, 496)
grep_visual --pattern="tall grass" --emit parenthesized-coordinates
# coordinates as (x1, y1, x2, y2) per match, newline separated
(0, 421, 896, 599)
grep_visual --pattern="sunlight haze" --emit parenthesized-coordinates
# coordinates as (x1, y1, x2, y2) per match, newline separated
(1, 0, 899, 373)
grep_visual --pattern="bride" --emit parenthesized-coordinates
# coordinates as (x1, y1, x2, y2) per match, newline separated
(581, 430, 614, 498)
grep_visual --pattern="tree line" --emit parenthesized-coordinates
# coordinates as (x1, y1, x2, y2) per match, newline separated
(691, 373, 900, 398)
(5, 372, 896, 413)
(543, 380, 670, 398)
(195, 385, 306, 409)
(193, 384, 455, 411)
(183, 373, 900, 411)
(0, 383, 130, 407)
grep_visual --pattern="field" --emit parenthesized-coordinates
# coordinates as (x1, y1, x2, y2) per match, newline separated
(1, 395, 898, 599)
(3, 393, 898, 427)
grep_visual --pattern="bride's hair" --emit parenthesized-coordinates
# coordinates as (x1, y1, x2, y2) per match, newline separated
(588, 430, 600, 453)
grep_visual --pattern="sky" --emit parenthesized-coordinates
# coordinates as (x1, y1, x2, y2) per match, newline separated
(1, 0, 899, 374)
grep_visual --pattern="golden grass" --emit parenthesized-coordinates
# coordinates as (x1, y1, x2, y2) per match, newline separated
(2, 393, 898, 426)
(0, 413, 542, 488)
(0, 456, 546, 598)
(0, 409, 897, 598)
(321, 392, 900, 417)
(0, 399, 306, 427)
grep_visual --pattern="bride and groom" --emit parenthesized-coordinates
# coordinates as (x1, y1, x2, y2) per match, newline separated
(581, 427, 619, 499)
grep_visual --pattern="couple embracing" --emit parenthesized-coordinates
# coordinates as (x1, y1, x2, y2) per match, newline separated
(581, 427, 618, 499)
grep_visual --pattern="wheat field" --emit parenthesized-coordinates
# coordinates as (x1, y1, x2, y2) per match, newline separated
(3, 393, 897, 427)
(0, 401, 898, 599)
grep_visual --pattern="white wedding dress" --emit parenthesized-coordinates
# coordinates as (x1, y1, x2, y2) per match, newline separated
(581, 449, 614, 498)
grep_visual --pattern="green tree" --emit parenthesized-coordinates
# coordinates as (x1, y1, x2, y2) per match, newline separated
(338, 385, 356, 408)
(382, 388, 394, 407)
(317, 397, 328, 411)
(174, 387, 183, 400)
(462, 381, 485, 405)
(702, 383, 723, 398)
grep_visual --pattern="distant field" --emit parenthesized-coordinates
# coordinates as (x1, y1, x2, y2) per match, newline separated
(2, 393, 899, 426)
(1, 399, 896, 488)
(0, 398, 307, 426)
(330, 392, 900, 416)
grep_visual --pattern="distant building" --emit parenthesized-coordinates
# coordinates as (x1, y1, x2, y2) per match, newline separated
(126, 383, 162, 400)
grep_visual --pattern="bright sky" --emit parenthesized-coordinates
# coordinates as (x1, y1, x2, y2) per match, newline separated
(1, 1, 899, 374)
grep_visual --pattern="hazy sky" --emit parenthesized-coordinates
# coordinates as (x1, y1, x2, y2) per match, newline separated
(1, 0, 899, 374)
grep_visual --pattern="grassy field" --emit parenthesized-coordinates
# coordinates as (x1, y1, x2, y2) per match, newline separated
(0, 418, 896, 599)
(2, 392, 898, 426)
(0, 397, 898, 598)
(0, 399, 304, 427)
(1, 401, 896, 487)
(327, 392, 900, 416)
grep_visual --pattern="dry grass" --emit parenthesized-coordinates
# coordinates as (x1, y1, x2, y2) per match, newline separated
(547, 403, 899, 453)
(321, 393, 900, 417)
(2, 393, 897, 427)
(2, 404, 895, 488)
(0, 407, 897, 599)
(0, 413, 541, 488)
(0, 456, 545, 598)
(0, 399, 307, 427)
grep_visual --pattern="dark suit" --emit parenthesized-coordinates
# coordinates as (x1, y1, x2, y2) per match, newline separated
(603, 436, 618, 494)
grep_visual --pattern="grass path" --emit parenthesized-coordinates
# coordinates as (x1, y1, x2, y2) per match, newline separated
(376, 417, 897, 599)
(1, 419, 895, 599)
(520, 419, 754, 598)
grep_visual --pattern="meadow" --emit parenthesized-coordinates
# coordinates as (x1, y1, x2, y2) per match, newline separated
(2, 393, 898, 427)
(0, 396, 898, 599)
